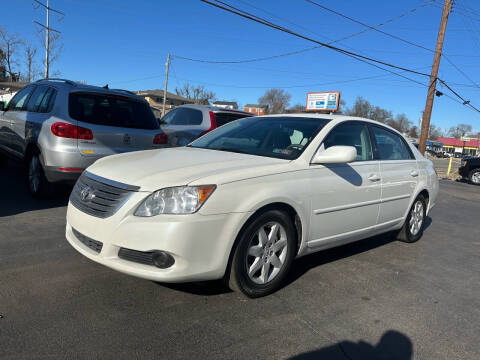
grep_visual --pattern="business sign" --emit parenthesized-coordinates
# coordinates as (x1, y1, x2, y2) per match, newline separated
(306, 91, 340, 112)
(461, 136, 471, 142)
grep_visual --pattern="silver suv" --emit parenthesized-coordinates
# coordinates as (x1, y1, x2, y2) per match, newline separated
(0, 79, 166, 197)
(160, 104, 253, 146)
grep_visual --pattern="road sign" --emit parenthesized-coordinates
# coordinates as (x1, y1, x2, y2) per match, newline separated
(461, 137, 471, 142)
(306, 91, 340, 112)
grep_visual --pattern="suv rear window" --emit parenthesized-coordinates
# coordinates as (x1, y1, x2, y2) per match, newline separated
(215, 112, 250, 127)
(162, 107, 203, 125)
(69, 92, 159, 130)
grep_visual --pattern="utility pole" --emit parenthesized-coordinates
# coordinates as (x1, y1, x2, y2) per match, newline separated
(33, 0, 64, 79)
(162, 53, 171, 118)
(419, 0, 452, 155)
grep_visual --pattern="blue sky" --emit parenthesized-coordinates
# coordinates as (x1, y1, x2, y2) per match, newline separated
(3, 0, 480, 132)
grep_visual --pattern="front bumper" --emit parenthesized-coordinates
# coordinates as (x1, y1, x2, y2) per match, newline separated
(66, 198, 248, 283)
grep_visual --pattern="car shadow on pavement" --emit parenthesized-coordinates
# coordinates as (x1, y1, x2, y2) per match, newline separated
(288, 330, 413, 360)
(0, 161, 72, 217)
(156, 280, 233, 296)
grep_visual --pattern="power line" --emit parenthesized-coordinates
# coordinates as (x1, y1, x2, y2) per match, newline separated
(176, 1, 434, 65)
(200, 0, 479, 114)
(305, 0, 480, 89)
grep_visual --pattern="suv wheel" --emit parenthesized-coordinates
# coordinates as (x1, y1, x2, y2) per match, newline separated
(227, 210, 296, 298)
(469, 169, 480, 186)
(397, 195, 427, 243)
(27, 153, 50, 198)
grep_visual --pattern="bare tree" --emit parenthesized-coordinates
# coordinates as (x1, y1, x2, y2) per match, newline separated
(387, 113, 412, 134)
(287, 103, 306, 112)
(346, 97, 393, 123)
(175, 83, 216, 104)
(428, 124, 443, 140)
(35, 30, 63, 77)
(408, 126, 419, 138)
(0, 27, 23, 80)
(22, 44, 40, 82)
(258, 88, 291, 114)
(447, 123, 472, 138)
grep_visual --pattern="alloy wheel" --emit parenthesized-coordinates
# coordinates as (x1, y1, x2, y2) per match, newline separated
(409, 200, 424, 236)
(472, 171, 480, 185)
(245, 221, 288, 285)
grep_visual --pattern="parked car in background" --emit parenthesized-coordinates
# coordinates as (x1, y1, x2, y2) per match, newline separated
(459, 157, 480, 185)
(160, 104, 253, 146)
(0, 79, 166, 197)
(66, 114, 438, 298)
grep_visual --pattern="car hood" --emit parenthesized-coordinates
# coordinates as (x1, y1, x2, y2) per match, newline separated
(86, 147, 291, 191)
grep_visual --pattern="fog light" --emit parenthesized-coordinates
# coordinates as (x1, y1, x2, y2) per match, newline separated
(152, 251, 175, 269)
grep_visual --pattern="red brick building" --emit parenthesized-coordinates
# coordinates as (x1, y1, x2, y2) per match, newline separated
(244, 104, 267, 116)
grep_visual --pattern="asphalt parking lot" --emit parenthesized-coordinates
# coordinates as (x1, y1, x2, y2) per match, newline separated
(1, 161, 479, 360)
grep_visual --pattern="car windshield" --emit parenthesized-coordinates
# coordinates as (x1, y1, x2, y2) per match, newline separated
(189, 116, 330, 160)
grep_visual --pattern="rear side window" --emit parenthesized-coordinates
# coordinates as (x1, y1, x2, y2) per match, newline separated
(27, 86, 56, 113)
(214, 112, 250, 127)
(323, 122, 373, 161)
(8, 86, 35, 111)
(370, 125, 414, 160)
(162, 107, 203, 125)
(69, 92, 159, 130)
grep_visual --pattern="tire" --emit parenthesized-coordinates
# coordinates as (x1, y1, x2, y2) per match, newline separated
(26, 152, 51, 198)
(397, 195, 427, 243)
(227, 209, 297, 298)
(468, 169, 480, 186)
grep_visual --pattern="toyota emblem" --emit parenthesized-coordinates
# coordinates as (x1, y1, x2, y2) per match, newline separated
(80, 186, 95, 202)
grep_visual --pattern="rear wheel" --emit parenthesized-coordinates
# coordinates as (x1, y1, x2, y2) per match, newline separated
(26, 153, 51, 198)
(227, 210, 296, 298)
(469, 169, 480, 186)
(397, 195, 427, 243)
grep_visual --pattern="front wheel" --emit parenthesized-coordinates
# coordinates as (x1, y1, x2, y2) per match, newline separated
(469, 169, 480, 186)
(26, 153, 51, 198)
(397, 195, 427, 243)
(227, 210, 297, 298)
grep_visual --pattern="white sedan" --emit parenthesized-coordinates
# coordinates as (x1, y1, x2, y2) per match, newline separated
(66, 114, 438, 297)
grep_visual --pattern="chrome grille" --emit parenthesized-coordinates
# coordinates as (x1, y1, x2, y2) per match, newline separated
(70, 171, 139, 218)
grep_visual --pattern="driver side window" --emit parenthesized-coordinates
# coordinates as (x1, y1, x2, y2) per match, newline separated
(323, 123, 373, 161)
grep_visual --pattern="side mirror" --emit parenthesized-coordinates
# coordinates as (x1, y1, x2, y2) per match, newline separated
(312, 145, 357, 164)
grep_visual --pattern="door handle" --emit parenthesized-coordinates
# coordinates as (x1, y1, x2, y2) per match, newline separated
(368, 174, 381, 182)
(410, 170, 419, 177)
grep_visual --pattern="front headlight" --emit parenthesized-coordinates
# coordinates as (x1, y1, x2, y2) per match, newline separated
(135, 185, 216, 216)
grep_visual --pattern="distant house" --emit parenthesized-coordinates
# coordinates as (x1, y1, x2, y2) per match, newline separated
(136, 89, 194, 116)
(244, 104, 267, 116)
(213, 101, 238, 110)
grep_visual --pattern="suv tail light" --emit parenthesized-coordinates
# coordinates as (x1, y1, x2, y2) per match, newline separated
(51, 122, 93, 140)
(153, 133, 168, 144)
(200, 111, 218, 137)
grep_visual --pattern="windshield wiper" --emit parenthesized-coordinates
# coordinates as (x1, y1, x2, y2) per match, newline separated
(210, 147, 250, 155)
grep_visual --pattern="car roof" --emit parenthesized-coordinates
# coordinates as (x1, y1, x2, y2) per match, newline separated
(256, 113, 407, 137)
(33, 78, 145, 102)
(177, 103, 253, 115)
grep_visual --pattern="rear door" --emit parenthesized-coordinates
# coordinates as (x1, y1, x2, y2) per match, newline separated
(68, 92, 161, 158)
(369, 124, 419, 225)
(160, 107, 205, 146)
(2, 85, 36, 158)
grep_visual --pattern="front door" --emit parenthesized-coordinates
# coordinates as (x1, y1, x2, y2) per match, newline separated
(369, 124, 419, 225)
(308, 122, 381, 249)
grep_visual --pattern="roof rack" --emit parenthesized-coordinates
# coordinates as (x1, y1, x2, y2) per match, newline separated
(35, 78, 76, 85)
(111, 89, 137, 96)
